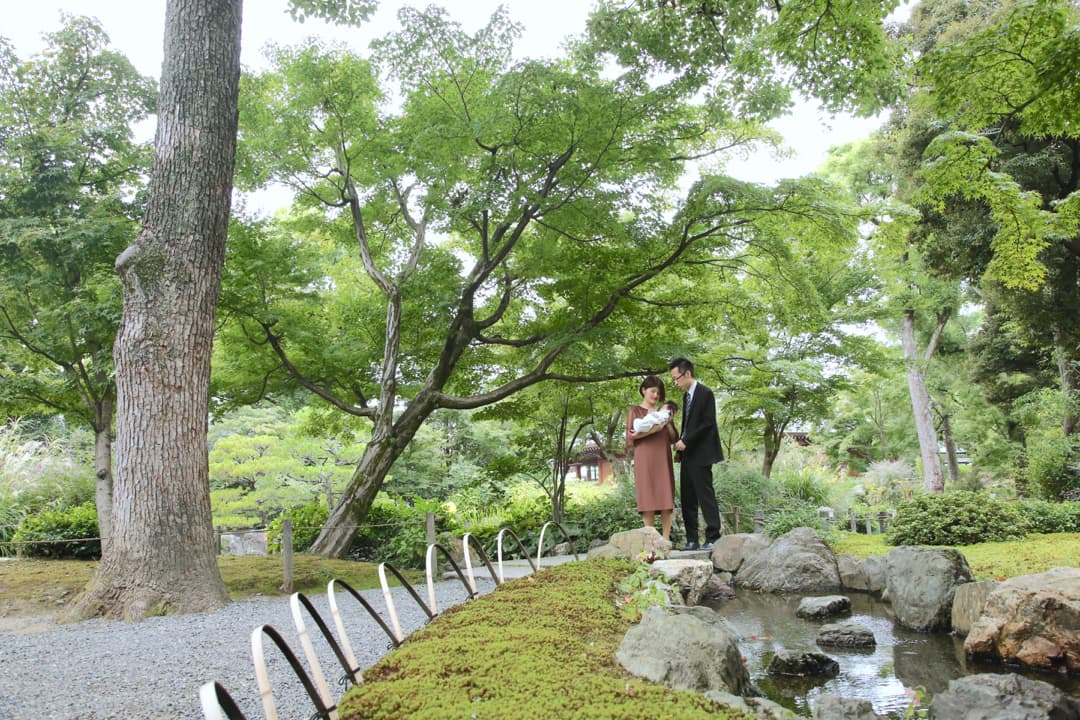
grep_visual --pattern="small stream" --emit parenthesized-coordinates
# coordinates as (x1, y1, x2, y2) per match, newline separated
(705, 590, 1080, 718)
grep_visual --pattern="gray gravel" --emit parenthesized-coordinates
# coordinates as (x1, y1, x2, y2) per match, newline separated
(0, 578, 492, 720)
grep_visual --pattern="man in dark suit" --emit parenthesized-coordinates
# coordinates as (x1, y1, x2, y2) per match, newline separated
(669, 358, 724, 551)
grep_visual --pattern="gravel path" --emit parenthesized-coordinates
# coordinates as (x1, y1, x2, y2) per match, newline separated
(0, 578, 493, 720)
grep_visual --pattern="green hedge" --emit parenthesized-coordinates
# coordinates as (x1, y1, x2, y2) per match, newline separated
(11, 502, 100, 559)
(887, 491, 1028, 546)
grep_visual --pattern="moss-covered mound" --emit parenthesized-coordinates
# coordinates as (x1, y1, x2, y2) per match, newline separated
(338, 558, 754, 720)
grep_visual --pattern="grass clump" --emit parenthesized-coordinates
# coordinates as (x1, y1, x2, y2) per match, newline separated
(339, 559, 755, 720)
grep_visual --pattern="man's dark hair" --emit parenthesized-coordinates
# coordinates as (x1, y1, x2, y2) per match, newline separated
(669, 357, 693, 375)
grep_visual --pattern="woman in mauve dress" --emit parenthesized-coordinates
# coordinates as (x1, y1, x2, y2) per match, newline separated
(625, 374, 677, 540)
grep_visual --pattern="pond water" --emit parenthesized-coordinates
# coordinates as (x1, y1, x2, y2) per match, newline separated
(705, 590, 1080, 718)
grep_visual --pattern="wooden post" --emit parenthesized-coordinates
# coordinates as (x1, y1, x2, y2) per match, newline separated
(864, 514, 873, 535)
(425, 511, 436, 546)
(732, 506, 741, 534)
(849, 509, 857, 533)
(753, 509, 765, 534)
(281, 518, 293, 594)
(878, 511, 889, 534)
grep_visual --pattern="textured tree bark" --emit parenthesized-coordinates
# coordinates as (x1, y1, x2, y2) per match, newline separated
(901, 310, 945, 494)
(70, 0, 242, 620)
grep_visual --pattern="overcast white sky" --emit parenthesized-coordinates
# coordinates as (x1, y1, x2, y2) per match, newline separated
(5, 0, 887, 194)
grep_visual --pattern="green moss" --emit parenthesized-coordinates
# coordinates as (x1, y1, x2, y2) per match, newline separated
(338, 559, 756, 720)
(827, 531, 1080, 580)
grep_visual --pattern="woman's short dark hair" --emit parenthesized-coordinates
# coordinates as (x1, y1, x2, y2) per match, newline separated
(639, 374, 666, 401)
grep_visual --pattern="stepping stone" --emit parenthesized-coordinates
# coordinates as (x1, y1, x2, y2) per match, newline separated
(767, 650, 840, 677)
(796, 595, 851, 619)
(817, 621, 876, 648)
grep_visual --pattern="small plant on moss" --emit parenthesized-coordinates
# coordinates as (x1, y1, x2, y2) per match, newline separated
(616, 563, 670, 622)
(764, 502, 825, 538)
(887, 491, 1027, 546)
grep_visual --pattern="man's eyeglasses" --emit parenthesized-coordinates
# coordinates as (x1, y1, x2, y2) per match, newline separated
(671, 371, 686, 385)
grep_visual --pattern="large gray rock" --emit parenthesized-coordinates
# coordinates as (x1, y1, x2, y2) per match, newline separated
(650, 558, 715, 606)
(766, 650, 839, 677)
(929, 673, 1080, 720)
(609, 526, 673, 560)
(796, 595, 851, 619)
(616, 606, 751, 695)
(711, 533, 772, 573)
(812, 694, 881, 719)
(964, 567, 1080, 674)
(885, 546, 974, 631)
(736, 527, 840, 594)
(817, 621, 876, 648)
(836, 553, 887, 594)
(951, 580, 1000, 638)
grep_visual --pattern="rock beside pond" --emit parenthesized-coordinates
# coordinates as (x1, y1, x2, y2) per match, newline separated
(701, 573, 736, 601)
(712, 533, 771, 573)
(964, 567, 1080, 675)
(736, 527, 841, 594)
(796, 595, 851, 619)
(706, 691, 797, 719)
(616, 606, 752, 695)
(951, 580, 999, 638)
(812, 694, 882, 719)
(650, 558, 714, 606)
(837, 553, 887, 594)
(766, 650, 840, 677)
(885, 546, 974, 631)
(816, 621, 876, 648)
(928, 673, 1080, 720)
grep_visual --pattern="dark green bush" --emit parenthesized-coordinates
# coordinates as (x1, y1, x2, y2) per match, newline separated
(266, 500, 329, 553)
(764, 502, 826, 538)
(1016, 499, 1080, 534)
(887, 491, 1028, 546)
(350, 496, 445, 568)
(12, 502, 100, 559)
(1025, 436, 1080, 500)
(713, 463, 777, 533)
(564, 481, 642, 551)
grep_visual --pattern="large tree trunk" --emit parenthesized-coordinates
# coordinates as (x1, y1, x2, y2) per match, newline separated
(901, 309, 945, 494)
(939, 410, 960, 485)
(70, 0, 242, 620)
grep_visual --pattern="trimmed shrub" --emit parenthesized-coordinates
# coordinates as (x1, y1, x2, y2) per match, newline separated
(12, 502, 100, 559)
(1025, 436, 1080, 501)
(1016, 499, 1080, 534)
(887, 491, 1027, 546)
(266, 500, 328, 553)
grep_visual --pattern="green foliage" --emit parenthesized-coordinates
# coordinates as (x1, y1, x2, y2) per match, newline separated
(266, 500, 329, 553)
(765, 504, 826, 538)
(12, 502, 99, 559)
(351, 495, 447, 568)
(776, 467, 832, 507)
(1024, 435, 1080, 501)
(887, 491, 1027, 546)
(564, 481, 642, 552)
(856, 459, 919, 506)
(1015, 500, 1080, 534)
(713, 463, 778, 533)
(615, 563, 671, 622)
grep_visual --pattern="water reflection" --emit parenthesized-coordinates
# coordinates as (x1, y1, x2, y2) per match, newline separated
(705, 590, 1079, 718)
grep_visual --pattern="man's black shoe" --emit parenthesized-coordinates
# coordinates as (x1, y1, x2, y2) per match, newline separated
(681, 542, 700, 551)
(701, 542, 715, 551)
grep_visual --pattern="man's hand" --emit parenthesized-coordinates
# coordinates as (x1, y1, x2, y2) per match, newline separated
(675, 439, 686, 452)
